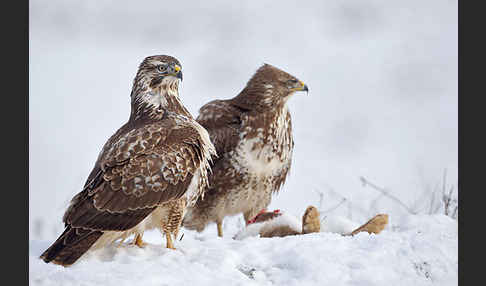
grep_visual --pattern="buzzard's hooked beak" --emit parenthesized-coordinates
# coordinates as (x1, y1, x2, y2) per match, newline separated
(302, 83, 309, 93)
(174, 64, 183, 81)
(292, 80, 309, 93)
(163, 64, 183, 81)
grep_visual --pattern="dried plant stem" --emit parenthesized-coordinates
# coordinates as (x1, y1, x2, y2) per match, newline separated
(360, 176, 416, 214)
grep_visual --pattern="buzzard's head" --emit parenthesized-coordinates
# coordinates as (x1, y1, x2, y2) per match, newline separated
(234, 63, 308, 110)
(130, 55, 187, 119)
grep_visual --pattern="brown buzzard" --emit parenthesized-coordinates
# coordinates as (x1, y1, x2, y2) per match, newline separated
(40, 55, 216, 266)
(182, 63, 308, 237)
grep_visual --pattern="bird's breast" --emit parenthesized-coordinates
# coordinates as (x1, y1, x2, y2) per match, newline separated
(235, 109, 293, 176)
(232, 137, 287, 177)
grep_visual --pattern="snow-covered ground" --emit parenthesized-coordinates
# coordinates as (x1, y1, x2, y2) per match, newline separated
(29, 214, 457, 286)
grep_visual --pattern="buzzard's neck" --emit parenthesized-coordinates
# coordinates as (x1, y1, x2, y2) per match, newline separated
(231, 88, 268, 113)
(231, 83, 292, 113)
(227, 82, 292, 140)
(130, 89, 192, 121)
(242, 104, 293, 148)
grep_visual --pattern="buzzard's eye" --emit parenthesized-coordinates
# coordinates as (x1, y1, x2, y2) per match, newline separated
(286, 79, 298, 88)
(157, 64, 168, 73)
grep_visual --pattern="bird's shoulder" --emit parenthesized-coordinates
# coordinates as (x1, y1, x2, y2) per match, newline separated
(97, 116, 203, 170)
(196, 99, 245, 156)
(197, 99, 244, 128)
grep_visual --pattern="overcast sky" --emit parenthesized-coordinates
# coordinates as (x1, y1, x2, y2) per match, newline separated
(29, 0, 457, 239)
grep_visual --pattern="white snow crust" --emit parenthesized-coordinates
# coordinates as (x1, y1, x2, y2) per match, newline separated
(30, 214, 457, 286)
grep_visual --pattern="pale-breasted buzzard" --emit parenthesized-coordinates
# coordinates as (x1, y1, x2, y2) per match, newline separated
(182, 63, 308, 237)
(40, 55, 216, 266)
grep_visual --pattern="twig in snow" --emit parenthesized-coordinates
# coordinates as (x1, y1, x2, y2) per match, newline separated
(315, 183, 368, 218)
(359, 176, 416, 214)
(320, 198, 347, 214)
(313, 189, 325, 210)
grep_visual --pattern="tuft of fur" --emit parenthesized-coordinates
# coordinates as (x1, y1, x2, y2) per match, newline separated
(260, 225, 300, 238)
(234, 206, 321, 239)
(252, 211, 282, 224)
(235, 206, 388, 239)
(301, 206, 321, 234)
(348, 214, 389, 236)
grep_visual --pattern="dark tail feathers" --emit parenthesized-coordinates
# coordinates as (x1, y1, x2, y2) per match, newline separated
(40, 226, 103, 267)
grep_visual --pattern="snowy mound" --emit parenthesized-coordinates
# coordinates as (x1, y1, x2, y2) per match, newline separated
(320, 215, 361, 235)
(30, 214, 457, 286)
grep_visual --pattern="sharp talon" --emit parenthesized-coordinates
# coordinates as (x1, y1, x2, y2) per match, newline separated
(165, 232, 176, 249)
(133, 233, 147, 248)
(217, 221, 223, 237)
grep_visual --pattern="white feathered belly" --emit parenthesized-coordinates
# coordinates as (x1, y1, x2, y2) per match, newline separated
(223, 137, 289, 215)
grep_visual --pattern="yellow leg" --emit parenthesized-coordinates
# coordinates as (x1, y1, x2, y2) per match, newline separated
(133, 233, 146, 248)
(165, 232, 176, 250)
(217, 220, 223, 237)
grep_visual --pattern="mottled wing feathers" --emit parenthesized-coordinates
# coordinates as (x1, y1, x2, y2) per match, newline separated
(64, 190, 156, 231)
(63, 120, 204, 232)
(196, 100, 242, 158)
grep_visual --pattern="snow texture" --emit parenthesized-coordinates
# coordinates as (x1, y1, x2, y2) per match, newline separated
(30, 214, 457, 286)
(321, 215, 361, 235)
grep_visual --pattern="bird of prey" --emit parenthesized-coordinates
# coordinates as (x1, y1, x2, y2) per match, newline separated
(182, 63, 308, 237)
(40, 55, 216, 266)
